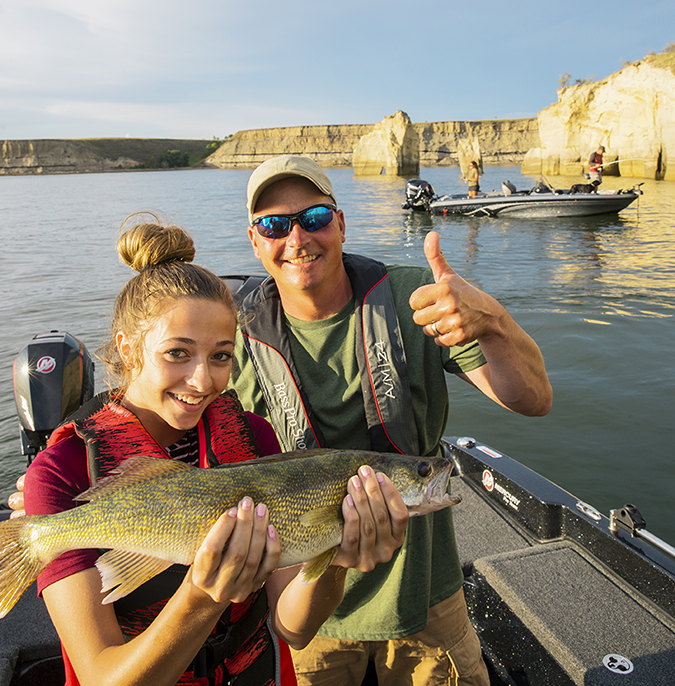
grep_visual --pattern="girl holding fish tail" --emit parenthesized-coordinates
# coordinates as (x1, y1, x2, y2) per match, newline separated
(16, 212, 406, 686)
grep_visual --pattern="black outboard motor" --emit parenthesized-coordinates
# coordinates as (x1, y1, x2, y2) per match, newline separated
(401, 179, 436, 211)
(13, 331, 95, 463)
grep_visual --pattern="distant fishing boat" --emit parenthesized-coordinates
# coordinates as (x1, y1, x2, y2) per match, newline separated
(402, 178, 644, 218)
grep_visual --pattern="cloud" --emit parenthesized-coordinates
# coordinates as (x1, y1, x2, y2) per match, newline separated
(1, 0, 674, 139)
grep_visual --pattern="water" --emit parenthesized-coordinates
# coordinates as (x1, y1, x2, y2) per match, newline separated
(1, 166, 674, 544)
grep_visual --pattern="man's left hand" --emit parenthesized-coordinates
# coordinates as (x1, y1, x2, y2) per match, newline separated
(409, 231, 506, 347)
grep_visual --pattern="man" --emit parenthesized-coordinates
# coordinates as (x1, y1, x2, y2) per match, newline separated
(462, 160, 481, 197)
(589, 145, 605, 184)
(232, 155, 552, 685)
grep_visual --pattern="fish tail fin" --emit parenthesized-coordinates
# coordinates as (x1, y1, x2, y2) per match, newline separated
(0, 517, 47, 618)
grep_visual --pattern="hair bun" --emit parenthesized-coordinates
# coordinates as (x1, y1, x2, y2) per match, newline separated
(117, 211, 196, 273)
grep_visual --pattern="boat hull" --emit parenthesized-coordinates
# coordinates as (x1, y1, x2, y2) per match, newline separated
(430, 191, 640, 218)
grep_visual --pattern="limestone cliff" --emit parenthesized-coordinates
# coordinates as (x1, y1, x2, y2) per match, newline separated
(416, 119, 539, 167)
(1, 119, 539, 176)
(204, 124, 374, 169)
(205, 117, 538, 170)
(522, 52, 675, 181)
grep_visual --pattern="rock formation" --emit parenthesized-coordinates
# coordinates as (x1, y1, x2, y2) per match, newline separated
(416, 119, 538, 168)
(0, 119, 539, 176)
(352, 111, 419, 176)
(522, 52, 674, 181)
(456, 136, 482, 176)
(0, 139, 131, 174)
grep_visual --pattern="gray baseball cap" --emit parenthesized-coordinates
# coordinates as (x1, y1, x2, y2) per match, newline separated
(246, 155, 337, 223)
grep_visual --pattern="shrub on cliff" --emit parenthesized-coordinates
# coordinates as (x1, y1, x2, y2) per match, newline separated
(158, 150, 190, 168)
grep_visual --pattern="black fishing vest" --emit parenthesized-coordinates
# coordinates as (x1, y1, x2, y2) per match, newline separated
(48, 390, 284, 686)
(240, 253, 420, 455)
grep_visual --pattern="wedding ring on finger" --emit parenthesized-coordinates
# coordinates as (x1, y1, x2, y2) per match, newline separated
(430, 321, 441, 337)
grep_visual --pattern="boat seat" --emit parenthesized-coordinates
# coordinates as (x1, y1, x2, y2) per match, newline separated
(473, 542, 675, 685)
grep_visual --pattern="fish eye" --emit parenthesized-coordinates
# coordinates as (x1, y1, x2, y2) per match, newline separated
(417, 461, 431, 477)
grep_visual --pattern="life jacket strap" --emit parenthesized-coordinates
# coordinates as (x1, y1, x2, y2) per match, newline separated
(190, 590, 269, 680)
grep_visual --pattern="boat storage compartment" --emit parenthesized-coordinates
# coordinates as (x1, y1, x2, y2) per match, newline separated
(447, 438, 675, 686)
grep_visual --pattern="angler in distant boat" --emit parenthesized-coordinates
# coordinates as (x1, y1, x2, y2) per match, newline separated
(588, 145, 606, 184)
(461, 161, 482, 198)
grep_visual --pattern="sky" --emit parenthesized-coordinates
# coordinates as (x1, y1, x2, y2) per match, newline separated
(1, 0, 673, 140)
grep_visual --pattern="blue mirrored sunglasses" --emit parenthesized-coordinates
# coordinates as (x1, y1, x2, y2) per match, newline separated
(252, 204, 337, 239)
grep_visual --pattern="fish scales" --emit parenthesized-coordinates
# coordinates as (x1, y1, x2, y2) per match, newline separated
(0, 449, 459, 618)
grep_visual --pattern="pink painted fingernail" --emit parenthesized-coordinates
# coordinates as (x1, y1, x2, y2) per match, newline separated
(228, 507, 238, 517)
(359, 466, 371, 478)
(241, 497, 252, 510)
(268, 525, 276, 539)
(256, 503, 266, 517)
(346, 495, 355, 508)
(377, 472, 385, 484)
(350, 475, 362, 490)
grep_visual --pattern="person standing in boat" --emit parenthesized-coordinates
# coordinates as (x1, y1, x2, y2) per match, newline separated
(589, 146, 605, 184)
(462, 160, 481, 197)
(232, 155, 552, 685)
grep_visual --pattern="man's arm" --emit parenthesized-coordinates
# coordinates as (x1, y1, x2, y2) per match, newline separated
(409, 232, 552, 417)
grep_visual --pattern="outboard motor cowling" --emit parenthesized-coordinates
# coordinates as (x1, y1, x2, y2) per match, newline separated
(402, 179, 436, 211)
(13, 331, 95, 462)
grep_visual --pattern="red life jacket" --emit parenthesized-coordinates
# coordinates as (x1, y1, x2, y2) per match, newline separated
(47, 390, 296, 686)
(589, 152, 603, 172)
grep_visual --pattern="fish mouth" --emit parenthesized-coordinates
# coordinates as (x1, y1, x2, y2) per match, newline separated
(407, 464, 460, 516)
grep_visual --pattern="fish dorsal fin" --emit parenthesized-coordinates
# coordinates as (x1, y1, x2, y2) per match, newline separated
(300, 548, 339, 584)
(96, 549, 173, 604)
(76, 456, 194, 502)
(211, 448, 342, 471)
(299, 506, 343, 528)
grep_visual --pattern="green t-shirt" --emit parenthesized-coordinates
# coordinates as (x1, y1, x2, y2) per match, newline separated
(230, 264, 486, 639)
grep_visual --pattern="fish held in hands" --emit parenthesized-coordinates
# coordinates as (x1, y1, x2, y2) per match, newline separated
(0, 449, 459, 617)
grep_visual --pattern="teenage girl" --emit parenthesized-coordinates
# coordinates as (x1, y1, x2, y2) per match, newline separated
(22, 213, 407, 686)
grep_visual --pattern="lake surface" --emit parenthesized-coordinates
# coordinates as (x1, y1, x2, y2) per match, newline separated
(1, 166, 674, 544)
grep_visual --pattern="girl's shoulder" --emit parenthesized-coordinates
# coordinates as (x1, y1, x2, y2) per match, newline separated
(24, 433, 89, 516)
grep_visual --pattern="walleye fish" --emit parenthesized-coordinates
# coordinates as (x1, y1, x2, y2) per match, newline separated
(0, 449, 459, 618)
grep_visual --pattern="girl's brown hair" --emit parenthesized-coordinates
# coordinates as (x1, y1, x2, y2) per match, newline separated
(98, 211, 236, 387)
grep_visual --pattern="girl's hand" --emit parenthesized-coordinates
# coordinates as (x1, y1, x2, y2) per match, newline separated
(8, 474, 26, 518)
(188, 498, 281, 606)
